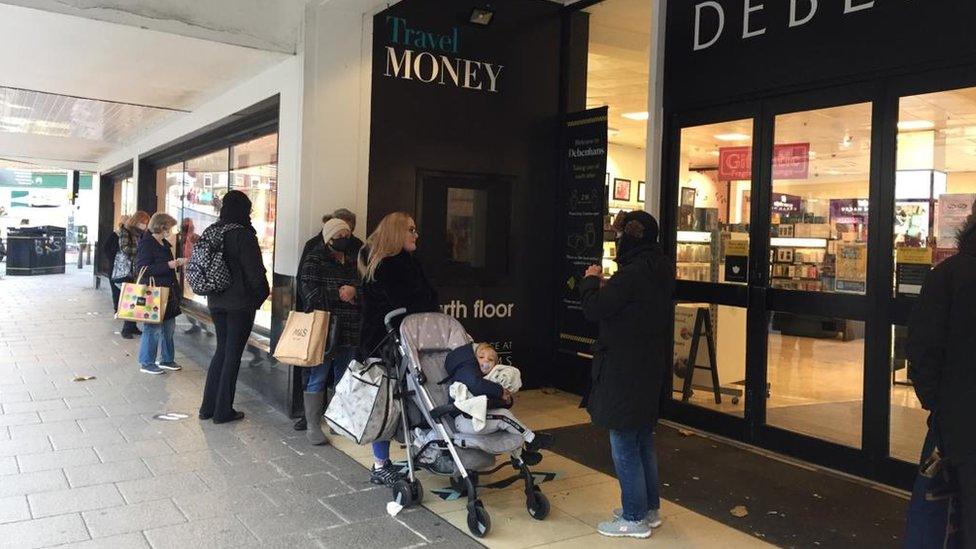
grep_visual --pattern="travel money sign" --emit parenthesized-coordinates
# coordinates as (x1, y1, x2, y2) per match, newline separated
(383, 16, 503, 93)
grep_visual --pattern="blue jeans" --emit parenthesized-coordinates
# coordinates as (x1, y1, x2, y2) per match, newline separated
(306, 347, 355, 393)
(904, 427, 951, 548)
(609, 426, 660, 522)
(138, 318, 176, 366)
(373, 441, 390, 462)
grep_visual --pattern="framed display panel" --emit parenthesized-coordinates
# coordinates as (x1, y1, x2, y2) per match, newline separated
(613, 178, 631, 201)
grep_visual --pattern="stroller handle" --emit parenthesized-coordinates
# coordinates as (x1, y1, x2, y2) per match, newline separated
(384, 308, 408, 331)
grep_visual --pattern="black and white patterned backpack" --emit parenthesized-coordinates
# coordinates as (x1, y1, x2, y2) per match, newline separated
(186, 222, 244, 296)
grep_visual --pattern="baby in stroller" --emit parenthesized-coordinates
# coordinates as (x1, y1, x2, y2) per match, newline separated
(444, 343, 552, 458)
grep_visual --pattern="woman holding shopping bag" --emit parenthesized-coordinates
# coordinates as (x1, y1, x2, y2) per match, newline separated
(296, 218, 361, 445)
(116, 211, 149, 339)
(134, 213, 185, 375)
(359, 212, 439, 485)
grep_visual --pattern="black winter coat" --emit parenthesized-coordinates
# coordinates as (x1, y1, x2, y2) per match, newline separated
(297, 240, 361, 349)
(908, 241, 976, 464)
(207, 224, 270, 312)
(580, 245, 675, 431)
(134, 234, 181, 321)
(297, 233, 363, 311)
(359, 250, 439, 357)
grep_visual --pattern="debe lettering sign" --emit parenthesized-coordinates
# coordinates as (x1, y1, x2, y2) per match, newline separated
(383, 16, 503, 93)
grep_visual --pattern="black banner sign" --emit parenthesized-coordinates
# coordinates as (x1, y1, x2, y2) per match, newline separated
(557, 108, 608, 356)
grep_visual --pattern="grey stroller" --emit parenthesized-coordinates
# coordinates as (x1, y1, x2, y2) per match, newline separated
(381, 309, 551, 538)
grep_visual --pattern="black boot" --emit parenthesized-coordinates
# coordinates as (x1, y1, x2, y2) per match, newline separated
(293, 417, 307, 431)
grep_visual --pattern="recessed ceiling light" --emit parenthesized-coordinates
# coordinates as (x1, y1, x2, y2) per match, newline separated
(714, 133, 750, 142)
(898, 120, 935, 131)
(622, 112, 649, 121)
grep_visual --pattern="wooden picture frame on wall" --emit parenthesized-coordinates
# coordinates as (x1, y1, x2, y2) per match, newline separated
(613, 178, 632, 201)
(638, 181, 646, 203)
(680, 186, 697, 207)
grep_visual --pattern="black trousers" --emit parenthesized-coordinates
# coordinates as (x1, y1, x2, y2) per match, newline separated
(200, 309, 256, 421)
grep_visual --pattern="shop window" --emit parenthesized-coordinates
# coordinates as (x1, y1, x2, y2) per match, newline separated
(769, 103, 872, 294)
(231, 133, 278, 330)
(893, 87, 976, 298)
(672, 302, 747, 417)
(120, 176, 136, 216)
(890, 324, 926, 462)
(675, 120, 753, 284)
(766, 313, 864, 448)
(183, 148, 230, 306)
(417, 172, 511, 285)
(446, 188, 488, 269)
(162, 163, 184, 224)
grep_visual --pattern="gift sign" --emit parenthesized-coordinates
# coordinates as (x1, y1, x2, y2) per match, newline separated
(718, 143, 810, 181)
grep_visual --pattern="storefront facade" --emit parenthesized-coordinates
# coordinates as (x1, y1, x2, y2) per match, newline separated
(91, 0, 976, 490)
(658, 0, 976, 487)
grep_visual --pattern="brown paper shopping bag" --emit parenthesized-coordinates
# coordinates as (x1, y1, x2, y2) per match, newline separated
(116, 268, 169, 325)
(273, 310, 331, 366)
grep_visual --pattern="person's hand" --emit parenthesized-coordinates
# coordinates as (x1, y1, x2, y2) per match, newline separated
(168, 259, 179, 269)
(502, 389, 513, 405)
(339, 285, 357, 303)
(585, 265, 603, 279)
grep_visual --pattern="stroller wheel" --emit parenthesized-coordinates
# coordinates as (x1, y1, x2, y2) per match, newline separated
(392, 479, 421, 508)
(526, 488, 550, 520)
(410, 478, 424, 505)
(466, 500, 491, 538)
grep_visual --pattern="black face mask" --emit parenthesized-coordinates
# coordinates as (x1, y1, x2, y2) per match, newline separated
(330, 237, 352, 252)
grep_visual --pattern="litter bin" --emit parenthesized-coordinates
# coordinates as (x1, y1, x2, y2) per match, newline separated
(6, 226, 66, 276)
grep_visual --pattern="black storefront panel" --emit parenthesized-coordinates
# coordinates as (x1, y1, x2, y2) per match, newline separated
(664, 0, 976, 109)
(367, 0, 565, 388)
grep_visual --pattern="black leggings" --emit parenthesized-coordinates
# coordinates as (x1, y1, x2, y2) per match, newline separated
(200, 309, 256, 421)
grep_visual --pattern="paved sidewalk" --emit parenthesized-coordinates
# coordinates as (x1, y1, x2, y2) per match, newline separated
(0, 268, 479, 549)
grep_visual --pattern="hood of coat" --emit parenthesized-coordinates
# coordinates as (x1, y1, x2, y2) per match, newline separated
(444, 344, 477, 379)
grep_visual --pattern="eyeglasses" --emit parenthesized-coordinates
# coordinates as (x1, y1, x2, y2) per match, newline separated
(407, 227, 418, 235)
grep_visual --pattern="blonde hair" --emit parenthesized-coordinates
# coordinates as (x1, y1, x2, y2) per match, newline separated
(125, 211, 150, 230)
(360, 212, 414, 282)
(147, 213, 178, 235)
(476, 343, 498, 364)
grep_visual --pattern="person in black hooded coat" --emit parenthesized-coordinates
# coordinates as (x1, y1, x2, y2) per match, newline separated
(581, 210, 674, 538)
(908, 208, 976, 546)
(199, 190, 270, 425)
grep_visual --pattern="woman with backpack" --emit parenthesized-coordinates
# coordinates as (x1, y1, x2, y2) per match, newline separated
(113, 212, 149, 339)
(198, 191, 270, 424)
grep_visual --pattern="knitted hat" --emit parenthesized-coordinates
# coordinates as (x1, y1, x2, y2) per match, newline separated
(321, 218, 350, 245)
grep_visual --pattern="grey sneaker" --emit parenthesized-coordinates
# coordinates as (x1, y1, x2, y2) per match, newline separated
(612, 508, 663, 528)
(140, 364, 165, 375)
(597, 516, 652, 539)
(158, 362, 182, 371)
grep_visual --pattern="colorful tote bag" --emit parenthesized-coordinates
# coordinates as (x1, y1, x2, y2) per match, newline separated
(116, 268, 169, 324)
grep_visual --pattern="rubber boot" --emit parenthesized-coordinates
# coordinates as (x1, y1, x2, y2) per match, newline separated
(304, 392, 328, 446)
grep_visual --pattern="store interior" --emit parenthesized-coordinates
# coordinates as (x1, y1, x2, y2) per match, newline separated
(671, 87, 976, 462)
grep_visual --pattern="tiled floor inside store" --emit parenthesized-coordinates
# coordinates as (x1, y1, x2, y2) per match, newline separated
(0, 267, 776, 548)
